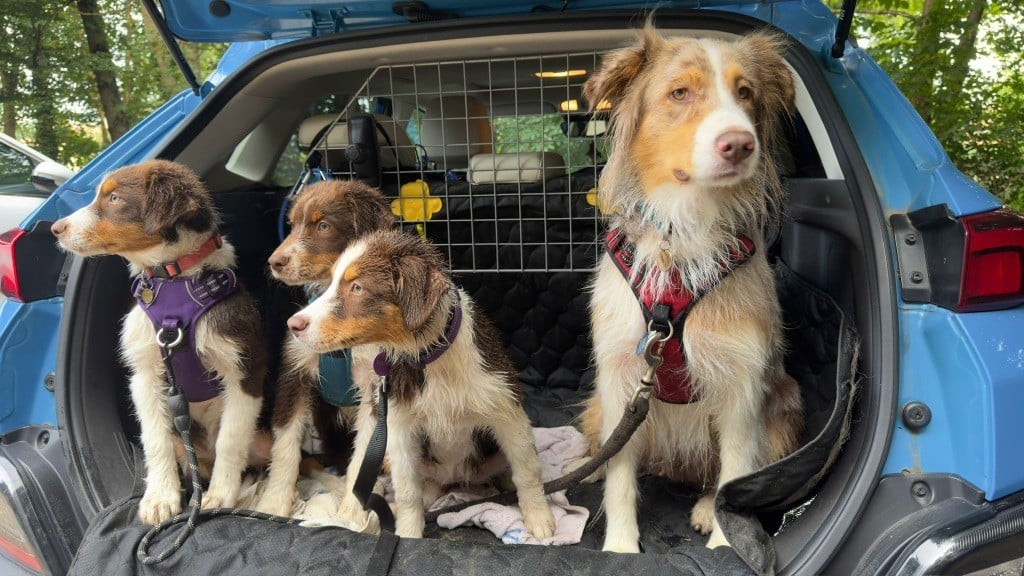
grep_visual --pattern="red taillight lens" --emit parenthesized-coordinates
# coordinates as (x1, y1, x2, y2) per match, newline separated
(0, 228, 26, 302)
(0, 488, 45, 574)
(958, 210, 1024, 312)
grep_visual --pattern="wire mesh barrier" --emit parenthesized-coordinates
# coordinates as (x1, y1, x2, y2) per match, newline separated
(297, 52, 611, 273)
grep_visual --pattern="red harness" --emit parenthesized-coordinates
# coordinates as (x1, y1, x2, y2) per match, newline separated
(604, 229, 755, 403)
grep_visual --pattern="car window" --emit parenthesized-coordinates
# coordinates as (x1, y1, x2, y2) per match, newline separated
(492, 114, 607, 170)
(0, 141, 37, 197)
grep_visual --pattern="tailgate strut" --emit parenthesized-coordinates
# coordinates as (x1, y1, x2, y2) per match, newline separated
(140, 0, 201, 95)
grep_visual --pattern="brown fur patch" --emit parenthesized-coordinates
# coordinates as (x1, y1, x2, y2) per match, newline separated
(80, 219, 163, 253)
(100, 177, 118, 196)
(318, 307, 412, 350)
(270, 180, 394, 286)
(342, 265, 360, 283)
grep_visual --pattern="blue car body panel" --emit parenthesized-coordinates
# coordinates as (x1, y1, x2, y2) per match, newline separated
(0, 0, 1021, 512)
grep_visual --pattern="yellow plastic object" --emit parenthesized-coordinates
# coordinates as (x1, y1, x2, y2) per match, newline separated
(585, 186, 614, 215)
(392, 180, 442, 223)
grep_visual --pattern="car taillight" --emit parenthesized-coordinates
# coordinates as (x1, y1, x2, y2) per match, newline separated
(0, 222, 65, 303)
(0, 488, 45, 574)
(892, 206, 1024, 313)
(0, 228, 27, 302)
(958, 210, 1024, 312)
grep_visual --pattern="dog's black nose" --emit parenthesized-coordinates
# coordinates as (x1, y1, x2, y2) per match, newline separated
(715, 131, 755, 164)
(51, 220, 68, 237)
(288, 314, 309, 333)
(268, 252, 290, 271)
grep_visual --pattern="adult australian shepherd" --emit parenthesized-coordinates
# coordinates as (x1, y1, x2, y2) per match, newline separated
(287, 230, 555, 539)
(256, 179, 394, 517)
(580, 27, 804, 552)
(51, 160, 268, 524)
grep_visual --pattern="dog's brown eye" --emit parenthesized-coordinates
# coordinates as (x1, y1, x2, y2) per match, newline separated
(351, 282, 362, 294)
(737, 86, 752, 100)
(670, 88, 689, 101)
(317, 221, 331, 232)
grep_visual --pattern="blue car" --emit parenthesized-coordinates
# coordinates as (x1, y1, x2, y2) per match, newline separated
(1, 1, 1022, 574)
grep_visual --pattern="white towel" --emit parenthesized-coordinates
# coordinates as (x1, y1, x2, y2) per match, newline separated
(434, 426, 591, 545)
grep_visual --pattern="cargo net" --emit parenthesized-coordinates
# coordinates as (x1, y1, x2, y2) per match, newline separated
(299, 52, 610, 273)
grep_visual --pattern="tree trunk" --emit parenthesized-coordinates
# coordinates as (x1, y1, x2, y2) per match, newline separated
(904, 0, 941, 123)
(28, 20, 58, 158)
(944, 0, 988, 98)
(1, 69, 17, 136)
(76, 0, 129, 142)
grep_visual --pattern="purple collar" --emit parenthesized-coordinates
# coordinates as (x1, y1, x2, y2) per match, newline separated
(132, 268, 239, 402)
(373, 290, 462, 377)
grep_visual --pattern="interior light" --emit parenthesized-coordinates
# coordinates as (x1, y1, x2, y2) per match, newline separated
(559, 100, 579, 112)
(535, 69, 587, 78)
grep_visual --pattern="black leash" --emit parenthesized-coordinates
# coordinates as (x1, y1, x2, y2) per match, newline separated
(136, 326, 303, 565)
(418, 327, 667, 523)
(351, 377, 397, 532)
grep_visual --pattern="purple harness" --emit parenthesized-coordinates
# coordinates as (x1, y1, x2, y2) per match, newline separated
(132, 268, 239, 402)
(372, 290, 463, 377)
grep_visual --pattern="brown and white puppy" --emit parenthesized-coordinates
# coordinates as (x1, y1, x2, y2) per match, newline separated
(51, 160, 268, 524)
(580, 28, 804, 551)
(287, 230, 556, 540)
(256, 180, 394, 517)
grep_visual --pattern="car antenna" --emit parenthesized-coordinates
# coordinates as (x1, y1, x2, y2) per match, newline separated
(831, 0, 858, 58)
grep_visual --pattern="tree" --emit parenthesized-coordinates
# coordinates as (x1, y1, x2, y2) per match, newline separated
(840, 0, 1024, 211)
(76, 0, 130, 142)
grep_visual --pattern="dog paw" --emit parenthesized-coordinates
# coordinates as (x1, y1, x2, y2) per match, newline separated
(200, 489, 238, 511)
(337, 496, 375, 532)
(256, 491, 295, 518)
(601, 537, 641, 554)
(138, 487, 182, 524)
(690, 494, 716, 535)
(523, 506, 556, 540)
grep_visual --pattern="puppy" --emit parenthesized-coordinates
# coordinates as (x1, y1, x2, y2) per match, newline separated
(256, 180, 394, 517)
(287, 230, 556, 539)
(580, 28, 804, 551)
(51, 160, 268, 524)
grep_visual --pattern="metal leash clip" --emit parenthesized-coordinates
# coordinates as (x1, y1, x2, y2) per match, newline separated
(631, 320, 674, 409)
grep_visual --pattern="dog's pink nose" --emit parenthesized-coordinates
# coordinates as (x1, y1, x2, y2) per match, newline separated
(288, 314, 309, 333)
(268, 252, 290, 271)
(715, 131, 755, 164)
(51, 219, 68, 237)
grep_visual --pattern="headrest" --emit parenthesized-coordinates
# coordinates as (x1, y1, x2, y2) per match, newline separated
(297, 113, 419, 169)
(419, 96, 492, 170)
(468, 152, 566, 185)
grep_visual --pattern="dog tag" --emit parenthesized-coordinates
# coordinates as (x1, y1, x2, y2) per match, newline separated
(656, 246, 673, 272)
(140, 287, 155, 305)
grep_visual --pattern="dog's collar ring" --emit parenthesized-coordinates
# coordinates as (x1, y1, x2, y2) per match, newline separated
(156, 327, 185, 349)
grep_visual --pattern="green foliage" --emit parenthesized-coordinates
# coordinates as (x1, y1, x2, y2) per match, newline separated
(0, 0, 226, 167)
(493, 115, 605, 171)
(840, 0, 1024, 212)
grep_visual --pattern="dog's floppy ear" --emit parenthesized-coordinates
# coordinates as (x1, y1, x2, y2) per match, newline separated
(393, 255, 450, 332)
(742, 32, 796, 126)
(351, 194, 395, 237)
(142, 162, 203, 236)
(584, 24, 662, 110)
